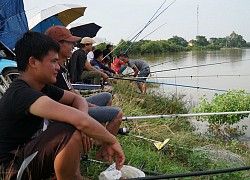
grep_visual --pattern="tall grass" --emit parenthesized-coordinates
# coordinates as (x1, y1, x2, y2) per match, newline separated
(82, 81, 250, 179)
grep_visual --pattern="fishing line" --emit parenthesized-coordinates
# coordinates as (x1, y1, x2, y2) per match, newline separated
(116, 74, 250, 79)
(124, 0, 177, 54)
(110, 77, 249, 93)
(150, 55, 187, 68)
(146, 74, 250, 79)
(150, 58, 250, 73)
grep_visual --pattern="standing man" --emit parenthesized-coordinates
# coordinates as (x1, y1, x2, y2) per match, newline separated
(46, 26, 123, 138)
(0, 31, 125, 179)
(121, 54, 150, 94)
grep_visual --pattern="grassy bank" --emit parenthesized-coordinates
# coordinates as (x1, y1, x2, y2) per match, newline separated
(83, 81, 250, 179)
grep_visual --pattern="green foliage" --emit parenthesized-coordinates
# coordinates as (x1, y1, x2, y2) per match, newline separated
(193, 90, 250, 137)
(108, 31, 248, 55)
(78, 83, 250, 179)
(167, 36, 188, 47)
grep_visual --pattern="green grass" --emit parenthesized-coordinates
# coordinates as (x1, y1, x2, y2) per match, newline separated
(81, 81, 250, 179)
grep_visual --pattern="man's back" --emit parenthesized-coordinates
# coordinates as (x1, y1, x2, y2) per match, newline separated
(128, 59, 149, 71)
(69, 48, 87, 83)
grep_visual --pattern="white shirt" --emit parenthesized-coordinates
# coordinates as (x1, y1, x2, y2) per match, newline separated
(87, 51, 94, 62)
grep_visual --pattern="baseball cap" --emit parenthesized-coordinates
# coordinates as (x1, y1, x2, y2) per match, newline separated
(80, 37, 96, 45)
(45, 25, 81, 42)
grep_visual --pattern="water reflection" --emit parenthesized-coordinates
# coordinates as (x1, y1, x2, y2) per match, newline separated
(139, 49, 250, 140)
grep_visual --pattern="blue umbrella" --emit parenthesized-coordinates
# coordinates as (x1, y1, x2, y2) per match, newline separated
(0, 0, 29, 50)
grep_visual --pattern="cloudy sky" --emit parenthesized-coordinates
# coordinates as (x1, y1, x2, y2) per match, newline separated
(24, 0, 250, 44)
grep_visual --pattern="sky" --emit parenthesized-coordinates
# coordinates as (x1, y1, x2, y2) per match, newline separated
(24, 0, 250, 45)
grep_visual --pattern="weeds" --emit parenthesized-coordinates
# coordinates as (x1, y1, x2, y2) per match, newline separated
(81, 81, 250, 179)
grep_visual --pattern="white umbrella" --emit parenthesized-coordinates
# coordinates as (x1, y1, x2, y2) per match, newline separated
(28, 4, 86, 33)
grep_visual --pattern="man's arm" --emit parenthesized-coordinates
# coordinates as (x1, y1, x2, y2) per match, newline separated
(85, 61, 109, 80)
(132, 66, 139, 77)
(29, 91, 114, 144)
(29, 93, 125, 168)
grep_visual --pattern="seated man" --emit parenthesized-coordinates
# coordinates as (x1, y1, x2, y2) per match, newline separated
(0, 31, 125, 179)
(103, 44, 114, 68)
(121, 54, 150, 94)
(112, 54, 127, 75)
(46, 26, 122, 137)
(69, 37, 109, 85)
(91, 49, 117, 83)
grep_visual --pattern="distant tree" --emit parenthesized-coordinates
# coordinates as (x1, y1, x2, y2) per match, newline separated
(194, 36, 209, 46)
(167, 36, 188, 47)
(226, 31, 247, 48)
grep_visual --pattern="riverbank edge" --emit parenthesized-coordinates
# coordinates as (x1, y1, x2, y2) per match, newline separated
(83, 81, 250, 179)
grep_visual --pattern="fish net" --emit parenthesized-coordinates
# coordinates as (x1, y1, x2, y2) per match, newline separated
(193, 144, 246, 166)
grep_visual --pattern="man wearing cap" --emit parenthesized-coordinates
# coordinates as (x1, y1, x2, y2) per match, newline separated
(0, 31, 125, 179)
(69, 37, 110, 85)
(45, 25, 123, 139)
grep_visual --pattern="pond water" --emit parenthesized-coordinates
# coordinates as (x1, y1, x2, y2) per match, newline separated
(135, 49, 250, 140)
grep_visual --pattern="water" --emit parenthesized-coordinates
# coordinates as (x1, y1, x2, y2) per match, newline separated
(137, 49, 250, 140)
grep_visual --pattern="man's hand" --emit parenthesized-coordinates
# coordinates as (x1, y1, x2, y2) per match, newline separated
(81, 132, 92, 154)
(101, 72, 109, 80)
(95, 141, 125, 170)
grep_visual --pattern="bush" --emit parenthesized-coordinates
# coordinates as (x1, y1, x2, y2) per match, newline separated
(193, 90, 250, 137)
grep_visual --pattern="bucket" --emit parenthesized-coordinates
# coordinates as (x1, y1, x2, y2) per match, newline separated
(99, 164, 145, 180)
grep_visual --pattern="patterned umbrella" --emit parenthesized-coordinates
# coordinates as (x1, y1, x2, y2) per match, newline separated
(28, 4, 86, 33)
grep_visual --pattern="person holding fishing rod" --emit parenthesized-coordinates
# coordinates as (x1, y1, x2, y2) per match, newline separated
(121, 54, 150, 94)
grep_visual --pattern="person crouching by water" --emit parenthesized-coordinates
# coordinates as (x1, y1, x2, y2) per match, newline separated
(121, 54, 150, 94)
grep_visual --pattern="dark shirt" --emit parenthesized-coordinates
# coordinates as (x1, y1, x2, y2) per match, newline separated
(69, 48, 87, 83)
(0, 79, 64, 163)
(102, 48, 113, 64)
(91, 58, 116, 74)
(54, 64, 71, 91)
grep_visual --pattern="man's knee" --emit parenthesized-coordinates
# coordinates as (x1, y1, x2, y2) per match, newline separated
(68, 130, 83, 150)
(115, 111, 123, 123)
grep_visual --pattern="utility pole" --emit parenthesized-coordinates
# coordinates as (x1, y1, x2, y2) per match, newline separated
(197, 4, 199, 37)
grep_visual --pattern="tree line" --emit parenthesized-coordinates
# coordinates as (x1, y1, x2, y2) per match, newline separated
(97, 31, 250, 55)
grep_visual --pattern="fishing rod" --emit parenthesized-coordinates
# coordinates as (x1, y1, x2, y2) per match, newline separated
(128, 0, 168, 43)
(122, 111, 250, 121)
(124, 0, 177, 54)
(110, 77, 248, 94)
(113, 74, 250, 79)
(140, 23, 167, 40)
(102, 0, 176, 61)
(101, 0, 168, 61)
(150, 58, 250, 73)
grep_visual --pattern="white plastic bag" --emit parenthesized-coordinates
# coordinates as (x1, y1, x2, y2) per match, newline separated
(99, 163, 145, 180)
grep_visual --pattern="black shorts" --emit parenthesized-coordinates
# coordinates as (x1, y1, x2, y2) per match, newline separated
(2, 122, 76, 180)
